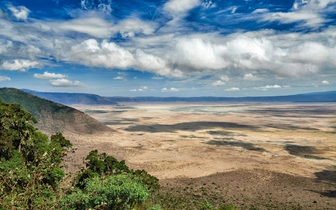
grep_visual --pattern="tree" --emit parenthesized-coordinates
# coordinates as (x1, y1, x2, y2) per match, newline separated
(0, 100, 72, 209)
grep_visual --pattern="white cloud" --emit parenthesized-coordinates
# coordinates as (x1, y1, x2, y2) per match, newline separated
(56, 17, 113, 39)
(34, 71, 66, 79)
(262, 0, 336, 28)
(162, 87, 180, 92)
(243, 73, 261, 81)
(7, 5, 30, 20)
(135, 49, 180, 77)
(49, 79, 86, 87)
(225, 87, 240, 91)
(220, 75, 229, 81)
(201, 0, 217, 9)
(130, 86, 149, 92)
(322, 80, 329, 84)
(231, 6, 238, 14)
(113, 76, 125, 80)
(70, 39, 136, 69)
(254, 85, 283, 90)
(151, 76, 164, 80)
(0, 76, 10, 82)
(175, 38, 229, 70)
(164, 0, 201, 21)
(54, 17, 156, 39)
(80, 0, 112, 13)
(252, 9, 270, 14)
(212, 80, 225, 86)
(264, 12, 326, 28)
(112, 18, 156, 38)
(0, 59, 41, 71)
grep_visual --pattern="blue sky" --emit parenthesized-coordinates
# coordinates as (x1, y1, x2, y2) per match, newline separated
(0, 0, 335, 97)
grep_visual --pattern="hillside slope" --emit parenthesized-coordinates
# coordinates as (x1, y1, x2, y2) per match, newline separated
(24, 89, 117, 105)
(0, 88, 112, 134)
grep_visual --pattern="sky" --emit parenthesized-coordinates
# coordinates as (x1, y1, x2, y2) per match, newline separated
(0, 0, 335, 97)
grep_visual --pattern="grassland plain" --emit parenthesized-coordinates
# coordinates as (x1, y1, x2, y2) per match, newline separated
(64, 103, 336, 209)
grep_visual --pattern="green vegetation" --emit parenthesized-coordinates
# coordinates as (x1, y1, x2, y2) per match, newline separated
(0, 99, 159, 209)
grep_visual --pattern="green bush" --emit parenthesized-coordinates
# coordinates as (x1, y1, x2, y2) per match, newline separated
(61, 174, 149, 209)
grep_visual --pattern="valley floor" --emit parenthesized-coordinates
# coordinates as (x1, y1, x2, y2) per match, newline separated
(65, 103, 336, 209)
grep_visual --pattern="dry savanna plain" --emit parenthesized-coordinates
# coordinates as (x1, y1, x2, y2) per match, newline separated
(66, 103, 336, 209)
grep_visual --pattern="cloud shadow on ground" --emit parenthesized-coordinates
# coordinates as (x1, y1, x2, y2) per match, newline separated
(284, 145, 326, 160)
(311, 169, 336, 198)
(207, 130, 247, 136)
(125, 121, 258, 133)
(205, 139, 266, 152)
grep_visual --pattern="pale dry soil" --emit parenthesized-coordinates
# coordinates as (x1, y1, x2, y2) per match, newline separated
(65, 103, 336, 209)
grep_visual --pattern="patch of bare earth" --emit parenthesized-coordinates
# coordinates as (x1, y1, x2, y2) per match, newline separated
(65, 103, 336, 209)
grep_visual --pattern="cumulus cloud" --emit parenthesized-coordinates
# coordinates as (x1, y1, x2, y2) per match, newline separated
(243, 73, 261, 81)
(322, 80, 329, 84)
(175, 38, 229, 70)
(0, 76, 10, 82)
(0, 59, 41, 71)
(164, 0, 201, 21)
(254, 85, 283, 91)
(212, 80, 225, 86)
(7, 5, 30, 20)
(225, 87, 240, 91)
(70, 39, 136, 69)
(34, 71, 66, 79)
(130, 86, 149, 92)
(49, 79, 86, 87)
(161, 87, 179, 92)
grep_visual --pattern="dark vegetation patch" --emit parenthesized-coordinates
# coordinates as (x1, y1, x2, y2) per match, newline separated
(84, 109, 110, 114)
(266, 123, 319, 131)
(205, 140, 266, 152)
(248, 107, 336, 116)
(315, 169, 336, 184)
(180, 135, 205, 139)
(207, 130, 247, 136)
(285, 145, 326, 160)
(103, 118, 140, 126)
(125, 121, 257, 133)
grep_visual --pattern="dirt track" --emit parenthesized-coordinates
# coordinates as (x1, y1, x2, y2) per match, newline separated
(65, 103, 336, 209)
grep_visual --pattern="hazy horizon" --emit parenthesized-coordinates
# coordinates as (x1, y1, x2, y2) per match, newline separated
(0, 0, 335, 97)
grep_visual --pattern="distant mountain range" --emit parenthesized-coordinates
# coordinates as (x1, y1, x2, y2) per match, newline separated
(0, 88, 112, 134)
(23, 89, 336, 105)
